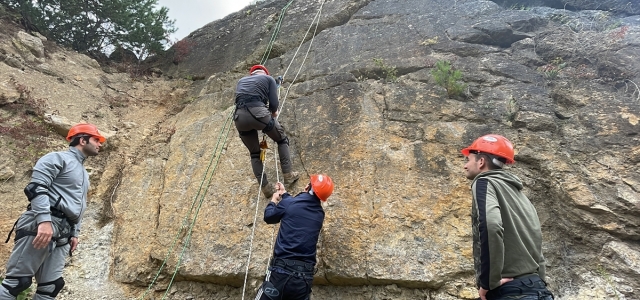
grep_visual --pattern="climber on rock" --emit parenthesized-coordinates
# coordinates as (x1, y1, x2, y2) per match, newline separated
(0, 123, 105, 300)
(255, 174, 334, 300)
(234, 64, 299, 199)
(461, 134, 554, 300)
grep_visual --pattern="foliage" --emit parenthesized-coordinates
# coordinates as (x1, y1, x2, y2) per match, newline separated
(6, 0, 176, 58)
(373, 58, 398, 83)
(420, 36, 439, 46)
(0, 79, 56, 165)
(172, 38, 196, 64)
(508, 4, 530, 10)
(609, 25, 629, 43)
(431, 60, 466, 98)
(538, 57, 566, 80)
(506, 95, 518, 122)
(596, 265, 622, 300)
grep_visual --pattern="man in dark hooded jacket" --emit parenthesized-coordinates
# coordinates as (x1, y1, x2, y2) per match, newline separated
(462, 134, 554, 300)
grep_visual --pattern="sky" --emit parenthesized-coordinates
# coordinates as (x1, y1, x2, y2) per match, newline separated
(157, 0, 254, 41)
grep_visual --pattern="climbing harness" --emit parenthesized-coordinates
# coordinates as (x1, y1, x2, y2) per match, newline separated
(5, 184, 77, 245)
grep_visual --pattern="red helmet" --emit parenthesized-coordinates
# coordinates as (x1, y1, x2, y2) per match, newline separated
(461, 134, 515, 164)
(310, 174, 334, 202)
(66, 123, 106, 143)
(249, 64, 269, 75)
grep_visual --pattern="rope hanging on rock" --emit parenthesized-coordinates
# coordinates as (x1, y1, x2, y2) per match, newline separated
(139, 2, 301, 298)
(240, 1, 326, 299)
(139, 108, 235, 300)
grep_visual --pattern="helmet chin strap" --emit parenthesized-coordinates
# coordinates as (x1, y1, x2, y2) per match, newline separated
(308, 188, 314, 196)
(492, 158, 505, 169)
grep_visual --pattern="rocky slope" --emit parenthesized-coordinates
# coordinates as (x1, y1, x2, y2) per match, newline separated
(1, 0, 640, 299)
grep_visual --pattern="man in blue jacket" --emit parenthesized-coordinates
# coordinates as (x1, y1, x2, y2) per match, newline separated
(0, 123, 105, 300)
(255, 174, 334, 300)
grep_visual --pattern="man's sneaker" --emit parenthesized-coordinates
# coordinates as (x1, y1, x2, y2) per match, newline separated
(262, 184, 275, 199)
(283, 172, 300, 185)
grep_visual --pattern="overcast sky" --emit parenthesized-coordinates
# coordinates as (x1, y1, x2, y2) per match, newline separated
(157, 0, 254, 41)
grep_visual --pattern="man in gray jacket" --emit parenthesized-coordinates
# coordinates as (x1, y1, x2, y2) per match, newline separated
(235, 64, 299, 198)
(0, 123, 105, 300)
(461, 134, 553, 300)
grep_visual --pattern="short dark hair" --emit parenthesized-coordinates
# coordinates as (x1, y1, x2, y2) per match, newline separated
(69, 135, 91, 147)
(471, 151, 506, 170)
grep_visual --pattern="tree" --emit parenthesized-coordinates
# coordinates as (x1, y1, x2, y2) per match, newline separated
(7, 0, 176, 59)
(431, 60, 467, 98)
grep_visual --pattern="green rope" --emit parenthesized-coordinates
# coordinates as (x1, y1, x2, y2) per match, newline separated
(141, 0, 297, 297)
(161, 108, 235, 299)
(260, 0, 295, 65)
(139, 108, 234, 299)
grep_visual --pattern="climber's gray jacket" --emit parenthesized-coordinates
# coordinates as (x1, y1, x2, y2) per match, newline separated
(30, 147, 88, 237)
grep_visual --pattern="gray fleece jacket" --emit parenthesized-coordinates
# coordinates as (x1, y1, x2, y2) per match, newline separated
(30, 147, 88, 237)
(235, 74, 279, 113)
(471, 170, 547, 291)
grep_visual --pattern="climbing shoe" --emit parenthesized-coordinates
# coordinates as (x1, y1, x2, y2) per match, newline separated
(283, 172, 300, 185)
(262, 184, 275, 199)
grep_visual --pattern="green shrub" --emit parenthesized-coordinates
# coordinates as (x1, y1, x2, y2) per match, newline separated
(538, 57, 566, 80)
(431, 60, 466, 98)
(373, 58, 398, 83)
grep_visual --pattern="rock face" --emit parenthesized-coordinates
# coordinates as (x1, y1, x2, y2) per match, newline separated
(490, 0, 640, 15)
(107, 0, 640, 299)
(1, 0, 640, 299)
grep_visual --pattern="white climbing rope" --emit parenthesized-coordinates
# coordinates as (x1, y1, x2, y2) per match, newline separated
(240, 0, 327, 299)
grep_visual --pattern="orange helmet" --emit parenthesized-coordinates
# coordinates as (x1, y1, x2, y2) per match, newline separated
(250, 64, 269, 75)
(66, 123, 106, 143)
(310, 174, 334, 202)
(461, 134, 515, 164)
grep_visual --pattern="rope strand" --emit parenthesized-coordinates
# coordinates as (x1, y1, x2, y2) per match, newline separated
(140, 108, 235, 299)
(241, 1, 326, 299)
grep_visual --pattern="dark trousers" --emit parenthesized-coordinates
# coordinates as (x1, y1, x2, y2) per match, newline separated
(255, 268, 312, 300)
(234, 106, 292, 186)
(486, 275, 554, 300)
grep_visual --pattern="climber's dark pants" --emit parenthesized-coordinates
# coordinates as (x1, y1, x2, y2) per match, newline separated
(234, 106, 292, 186)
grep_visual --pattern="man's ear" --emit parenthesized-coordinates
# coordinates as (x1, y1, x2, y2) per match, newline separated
(477, 156, 486, 169)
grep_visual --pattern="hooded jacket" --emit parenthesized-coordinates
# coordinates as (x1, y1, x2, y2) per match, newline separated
(471, 170, 546, 291)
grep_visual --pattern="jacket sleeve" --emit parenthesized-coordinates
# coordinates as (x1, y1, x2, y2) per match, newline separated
(264, 193, 291, 224)
(267, 76, 279, 113)
(473, 178, 504, 290)
(30, 153, 64, 224)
